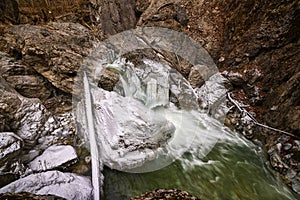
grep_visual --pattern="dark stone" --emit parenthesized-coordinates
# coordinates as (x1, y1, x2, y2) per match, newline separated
(0, 173, 17, 188)
(0, 0, 19, 24)
(188, 65, 206, 88)
(174, 4, 189, 26)
(218, 0, 300, 135)
(131, 189, 200, 200)
(5, 75, 51, 100)
(97, 68, 120, 91)
(222, 71, 245, 87)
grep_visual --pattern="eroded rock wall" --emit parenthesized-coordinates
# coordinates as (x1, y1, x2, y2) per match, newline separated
(218, 0, 300, 136)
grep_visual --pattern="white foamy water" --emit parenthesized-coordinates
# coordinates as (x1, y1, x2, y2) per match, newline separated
(76, 58, 299, 199)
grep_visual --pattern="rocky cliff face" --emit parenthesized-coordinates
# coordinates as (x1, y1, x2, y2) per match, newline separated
(219, 0, 300, 136)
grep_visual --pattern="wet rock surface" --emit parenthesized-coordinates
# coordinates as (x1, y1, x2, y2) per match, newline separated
(0, 76, 79, 190)
(0, 132, 23, 165)
(0, 170, 92, 200)
(0, 132, 23, 186)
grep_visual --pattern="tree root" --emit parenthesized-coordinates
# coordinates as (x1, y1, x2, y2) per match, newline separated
(227, 92, 299, 139)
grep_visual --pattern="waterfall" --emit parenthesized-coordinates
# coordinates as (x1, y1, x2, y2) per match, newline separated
(76, 58, 299, 200)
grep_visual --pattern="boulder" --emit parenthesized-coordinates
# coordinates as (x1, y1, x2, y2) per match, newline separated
(97, 68, 119, 91)
(0, 132, 23, 165)
(5, 75, 51, 100)
(195, 73, 229, 120)
(29, 145, 78, 172)
(0, 78, 52, 147)
(0, 170, 92, 200)
(77, 87, 175, 170)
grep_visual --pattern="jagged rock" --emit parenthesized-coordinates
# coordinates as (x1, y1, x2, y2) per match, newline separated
(0, 87, 20, 132)
(216, 0, 300, 136)
(0, 170, 92, 200)
(222, 71, 245, 87)
(188, 65, 209, 88)
(0, 22, 99, 94)
(97, 68, 119, 91)
(29, 145, 77, 172)
(16, 0, 136, 39)
(0, 51, 52, 100)
(0, 78, 52, 147)
(5, 75, 51, 100)
(0, 132, 23, 165)
(43, 95, 73, 114)
(195, 73, 229, 121)
(13, 98, 51, 146)
(0, 132, 23, 181)
(100, 0, 137, 36)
